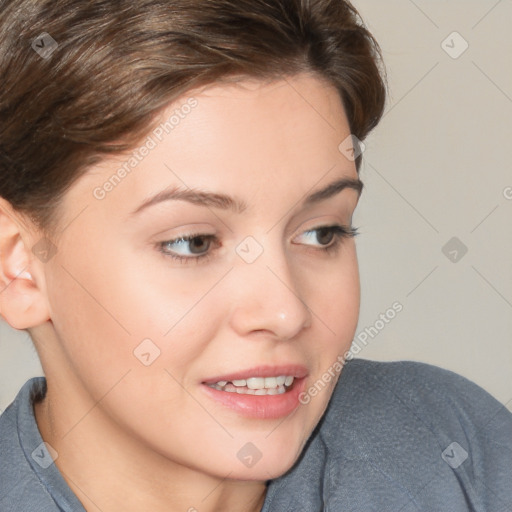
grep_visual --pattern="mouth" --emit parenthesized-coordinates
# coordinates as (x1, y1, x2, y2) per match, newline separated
(205, 375, 296, 395)
(200, 365, 308, 419)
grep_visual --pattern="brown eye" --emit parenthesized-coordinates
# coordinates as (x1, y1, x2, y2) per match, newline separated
(296, 225, 358, 251)
(187, 236, 212, 254)
(315, 227, 336, 246)
(158, 234, 219, 264)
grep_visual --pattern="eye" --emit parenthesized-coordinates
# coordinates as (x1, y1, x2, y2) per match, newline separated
(156, 224, 359, 264)
(294, 224, 359, 255)
(157, 234, 218, 264)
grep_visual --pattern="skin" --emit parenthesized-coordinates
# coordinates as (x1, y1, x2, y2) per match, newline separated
(0, 72, 361, 512)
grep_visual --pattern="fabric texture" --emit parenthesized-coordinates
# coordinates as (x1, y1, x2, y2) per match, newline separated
(1, 359, 511, 511)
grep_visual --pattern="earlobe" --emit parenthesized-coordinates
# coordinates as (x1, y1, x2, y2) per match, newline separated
(0, 199, 51, 330)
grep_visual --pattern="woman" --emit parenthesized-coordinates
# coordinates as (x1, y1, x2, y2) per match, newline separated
(0, 1, 510, 511)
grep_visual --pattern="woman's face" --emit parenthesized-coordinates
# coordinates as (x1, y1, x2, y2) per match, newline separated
(37, 72, 361, 481)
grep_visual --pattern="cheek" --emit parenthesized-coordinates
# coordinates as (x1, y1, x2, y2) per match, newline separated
(42, 239, 152, 385)
(44, 250, 136, 392)
(44, 236, 222, 383)
(307, 246, 360, 349)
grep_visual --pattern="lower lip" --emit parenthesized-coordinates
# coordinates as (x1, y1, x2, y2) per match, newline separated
(201, 378, 307, 419)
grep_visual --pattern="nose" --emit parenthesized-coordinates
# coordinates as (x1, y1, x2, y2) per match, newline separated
(228, 240, 312, 341)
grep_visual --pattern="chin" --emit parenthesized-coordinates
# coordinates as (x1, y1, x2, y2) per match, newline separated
(218, 433, 308, 482)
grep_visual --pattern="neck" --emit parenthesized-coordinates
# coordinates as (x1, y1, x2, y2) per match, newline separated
(33, 383, 268, 512)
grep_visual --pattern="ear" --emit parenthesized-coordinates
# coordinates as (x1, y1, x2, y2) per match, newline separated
(0, 198, 51, 330)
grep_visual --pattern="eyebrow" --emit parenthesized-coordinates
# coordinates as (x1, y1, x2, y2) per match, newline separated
(129, 176, 363, 217)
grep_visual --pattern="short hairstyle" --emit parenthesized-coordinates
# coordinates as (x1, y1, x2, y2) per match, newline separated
(0, 0, 386, 236)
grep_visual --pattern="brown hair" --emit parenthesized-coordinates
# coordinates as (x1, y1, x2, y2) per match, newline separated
(0, 0, 386, 237)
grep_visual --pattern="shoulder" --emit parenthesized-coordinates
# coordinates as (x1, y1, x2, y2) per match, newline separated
(326, 358, 510, 424)
(0, 377, 71, 512)
(322, 358, 512, 448)
(316, 358, 512, 511)
(329, 357, 507, 413)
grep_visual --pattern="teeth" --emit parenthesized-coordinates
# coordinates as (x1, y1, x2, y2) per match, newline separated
(247, 377, 265, 389)
(236, 387, 256, 394)
(264, 377, 277, 388)
(208, 375, 295, 394)
(251, 385, 285, 395)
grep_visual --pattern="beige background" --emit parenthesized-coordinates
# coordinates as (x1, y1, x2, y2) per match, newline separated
(1, 0, 511, 412)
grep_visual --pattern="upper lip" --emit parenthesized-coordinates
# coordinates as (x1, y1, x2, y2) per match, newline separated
(202, 364, 309, 384)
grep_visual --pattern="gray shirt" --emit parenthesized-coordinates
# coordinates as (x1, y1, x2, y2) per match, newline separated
(1, 359, 511, 511)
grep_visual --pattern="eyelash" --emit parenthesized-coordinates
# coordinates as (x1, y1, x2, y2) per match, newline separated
(157, 224, 359, 265)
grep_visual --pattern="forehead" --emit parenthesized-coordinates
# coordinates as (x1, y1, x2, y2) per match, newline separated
(60, 72, 356, 224)
(189, 72, 348, 129)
